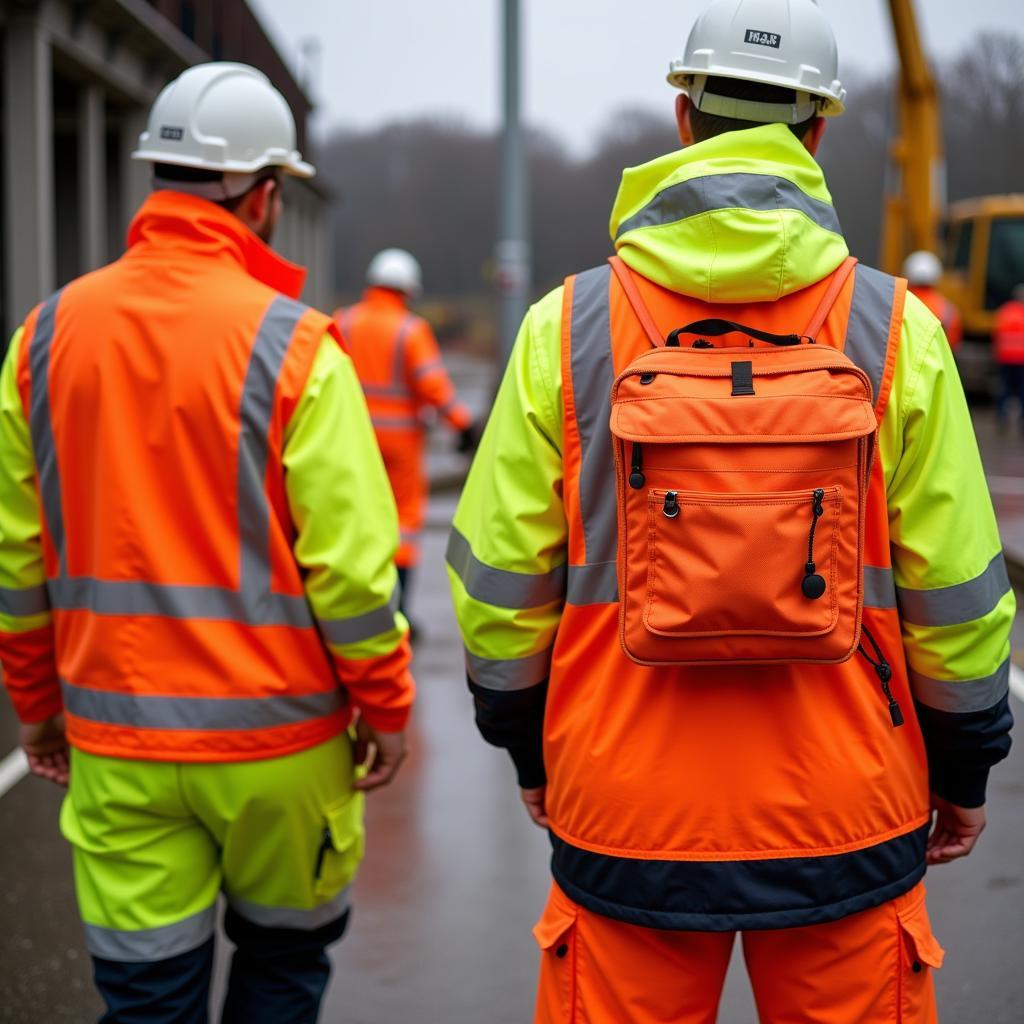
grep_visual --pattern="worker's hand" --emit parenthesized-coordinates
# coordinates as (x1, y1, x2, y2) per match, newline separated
(520, 785, 549, 829)
(927, 794, 986, 865)
(456, 423, 480, 455)
(20, 714, 70, 787)
(352, 717, 407, 792)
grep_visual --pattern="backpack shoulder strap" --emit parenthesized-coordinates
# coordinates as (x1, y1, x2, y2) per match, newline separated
(803, 256, 859, 339)
(608, 256, 664, 348)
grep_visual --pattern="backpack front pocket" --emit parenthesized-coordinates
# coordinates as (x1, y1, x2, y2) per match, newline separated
(644, 487, 841, 639)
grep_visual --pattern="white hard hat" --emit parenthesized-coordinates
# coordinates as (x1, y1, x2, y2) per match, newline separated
(902, 251, 943, 287)
(668, 0, 846, 123)
(133, 62, 314, 189)
(366, 249, 423, 298)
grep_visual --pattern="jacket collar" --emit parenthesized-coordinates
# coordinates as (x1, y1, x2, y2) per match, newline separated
(127, 191, 307, 300)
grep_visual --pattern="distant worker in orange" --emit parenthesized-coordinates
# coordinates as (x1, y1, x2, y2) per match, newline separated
(336, 249, 476, 624)
(903, 250, 963, 350)
(993, 284, 1024, 431)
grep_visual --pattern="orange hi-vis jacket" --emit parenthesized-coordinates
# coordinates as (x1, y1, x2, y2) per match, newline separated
(2, 191, 413, 761)
(994, 300, 1024, 365)
(336, 288, 471, 567)
(910, 285, 962, 350)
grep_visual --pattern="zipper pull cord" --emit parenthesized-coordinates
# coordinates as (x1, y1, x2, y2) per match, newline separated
(802, 489, 827, 600)
(629, 442, 645, 490)
(858, 624, 905, 728)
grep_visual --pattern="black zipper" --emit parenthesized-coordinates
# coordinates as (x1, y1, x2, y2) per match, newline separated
(802, 488, 827, 600)
(629, 442, 645, 489)
(858, 625, 904, 727)
(313, 826, 333, 880)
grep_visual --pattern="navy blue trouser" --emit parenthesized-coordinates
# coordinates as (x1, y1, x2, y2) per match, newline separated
(92, 908, 349, 1023)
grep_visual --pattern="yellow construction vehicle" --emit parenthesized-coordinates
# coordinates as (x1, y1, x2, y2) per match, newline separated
(882, 0, 1024, 384)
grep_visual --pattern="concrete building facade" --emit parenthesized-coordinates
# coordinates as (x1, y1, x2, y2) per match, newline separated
(0, 0, 332, 341)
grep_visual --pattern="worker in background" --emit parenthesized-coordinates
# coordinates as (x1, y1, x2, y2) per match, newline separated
(903, 250, 963, 350)
(993, 284, 1024, 431)
(0, 63, 414, 1023)
(336, 250, 476, 631)
(448, 1, 1012, 1020)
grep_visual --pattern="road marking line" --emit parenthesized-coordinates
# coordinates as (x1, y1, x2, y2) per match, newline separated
(988, 475, 1024, 496)
(0, 747, 28, 799)
(1011, 664, 1024, 704)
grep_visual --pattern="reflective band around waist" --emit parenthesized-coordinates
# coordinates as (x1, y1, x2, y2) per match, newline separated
(909, 657, 1010, 714)
(0, 583, 50, 617)
(615, 172, 843, 241)
(362, 382, 408, 399)
(62, 679, 344, 731)
(229, 887, 351, 931)
(49, 576, 313, 627)
(372, 415, 422, 431)
(83, 905, 216, 963)
(447, 528, 566, 610)
(464, 646, 552, 691)
(318, 583, 401, 645)
(896, 553, 1010, 627)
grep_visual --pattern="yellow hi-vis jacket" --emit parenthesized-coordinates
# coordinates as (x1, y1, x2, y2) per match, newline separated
(448, 125, 1013, 930)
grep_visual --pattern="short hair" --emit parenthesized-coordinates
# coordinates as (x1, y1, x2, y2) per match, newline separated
(152, 163, 280, 212)
(688, 76, 818, 143)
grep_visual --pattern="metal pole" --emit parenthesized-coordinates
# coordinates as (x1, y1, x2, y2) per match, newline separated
(496, 0, 530, 368)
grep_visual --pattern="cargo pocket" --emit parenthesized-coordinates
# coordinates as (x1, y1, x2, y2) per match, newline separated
(312, 792, 365, 901)
(896, 888, 944, 1022)
(533, 886, 579, 1023)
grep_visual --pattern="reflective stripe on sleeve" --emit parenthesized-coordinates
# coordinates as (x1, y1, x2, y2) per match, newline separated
(82, 905, 216, 963)
(412, 358, 445, 380)
(0, 583, 50, 617)
(446, 527, 566, 609)
(318, 583, 402, 645)
(229, 887, 351, 931)
(62, 678, 344, 730)
(909, 657, 1011, 713)
(465, 646, 552, 691)
(896, 552, 1011, 628)
(615, 173, 843, 241)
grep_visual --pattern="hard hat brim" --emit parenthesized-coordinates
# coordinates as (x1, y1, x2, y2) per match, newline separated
(131, 150, 316, 179)
(667, 65, 845, 117)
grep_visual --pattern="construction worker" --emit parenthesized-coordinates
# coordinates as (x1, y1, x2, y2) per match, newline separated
(903, 250, 963, 350)
(993, 284, 1024, 430)
(336, 249, 475, 624)
(0, 62, 414, 1022)
(448, 2, 1013, 1021)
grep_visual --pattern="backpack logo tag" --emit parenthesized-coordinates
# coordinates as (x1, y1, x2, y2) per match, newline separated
(745, 30, 781, 49)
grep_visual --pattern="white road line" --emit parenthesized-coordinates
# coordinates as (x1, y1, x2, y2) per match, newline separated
(987, 475, 1024, 496)
(1010, 664, 1024, 704)
(0, 747, 28, 799)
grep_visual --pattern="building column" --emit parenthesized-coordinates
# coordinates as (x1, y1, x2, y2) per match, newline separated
(78, 83, 106, 272)
(119, 107, 150, 238)
(3, 16, 54, 330)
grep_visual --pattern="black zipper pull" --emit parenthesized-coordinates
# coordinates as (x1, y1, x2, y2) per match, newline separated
(662, 491, 680, 519)
(629, 443, 645, 489)
(802, 488, 827, 599)
(314, 826, 333, 880)
(858, 625, 904, 728)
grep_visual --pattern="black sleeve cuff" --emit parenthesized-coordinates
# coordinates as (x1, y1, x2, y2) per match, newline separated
(507, 732, 547, 789)
(929, 765, 991, 809)
(467, 675, 547, 788)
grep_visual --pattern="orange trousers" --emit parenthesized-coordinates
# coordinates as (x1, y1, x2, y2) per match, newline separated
(534, 882, 944, 1024)
(377, 430, 427, 569)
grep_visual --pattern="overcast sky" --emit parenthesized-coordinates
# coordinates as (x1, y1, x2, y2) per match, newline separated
(248, 0, 1021, 152)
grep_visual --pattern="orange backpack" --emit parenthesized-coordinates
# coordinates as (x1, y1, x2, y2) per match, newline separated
(609, 256, 877, 667)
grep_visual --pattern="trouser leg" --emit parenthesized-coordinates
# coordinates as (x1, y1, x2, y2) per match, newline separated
(396, 565, 414, 617)
(93, 939, 215, 1024)
(743, 882, 943, 1024)
(221, 906, 350, 1024)
(533, 882, 734, 1023)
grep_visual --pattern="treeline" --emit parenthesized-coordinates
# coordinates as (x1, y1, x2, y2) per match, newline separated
(320, 32, 1024, 304)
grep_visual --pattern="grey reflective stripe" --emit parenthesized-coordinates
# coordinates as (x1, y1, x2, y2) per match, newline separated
(362, 315, 416, 398)
(465, 646, 552, 691)
(49, 577, 310, 626)
(412, 358, 444, 380)
(566, 561, 619, 606)
(338, 310, 355, 336)
(615, 173, 843, 241)
(319, 583, 401, 645)
(571, 266, 617, 568)
(844, 265, 896, 409)
(28, 290, 66, 571)
(62, 678, 343, 730)
(896, 553, 1011, 628)
(83, 905, 216, 963)
(371, 414, 421, 430)
(909, 657, 1010, 713)
(446, 527, 565, 610)
(239, 297, 313, 627)
(863, 565, 897, 610)
(0, 583, 50, 617)
(230, 886, 351, 931)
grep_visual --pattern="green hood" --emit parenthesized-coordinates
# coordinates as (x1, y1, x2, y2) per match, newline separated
(610, 124, 849, 304)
